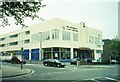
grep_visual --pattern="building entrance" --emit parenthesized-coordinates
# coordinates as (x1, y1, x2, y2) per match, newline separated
(73, 48, 94, 61)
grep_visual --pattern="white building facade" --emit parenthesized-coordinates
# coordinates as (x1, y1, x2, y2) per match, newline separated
(0, 18, 103, 62)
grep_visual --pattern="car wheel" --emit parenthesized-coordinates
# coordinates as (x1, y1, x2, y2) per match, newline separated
(45, 63, 48, 66)
(57, 64, 60, 67)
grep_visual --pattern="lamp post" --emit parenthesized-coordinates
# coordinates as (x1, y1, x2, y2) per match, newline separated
(39, 32, 42, 61)
(21, 47, 24, 69)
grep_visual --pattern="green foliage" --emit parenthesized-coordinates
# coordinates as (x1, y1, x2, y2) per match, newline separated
(110, 38, 120, 53)
(0, 1, 46, 27)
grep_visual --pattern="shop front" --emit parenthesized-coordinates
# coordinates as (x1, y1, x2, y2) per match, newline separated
(31, 48, 39, 60)
(42, 47, 94, 62)
(78, 47, 94, 61)
(42, 47, 71, 62)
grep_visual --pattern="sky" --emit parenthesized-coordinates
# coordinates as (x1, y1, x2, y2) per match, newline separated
(0, 0, 119, 39)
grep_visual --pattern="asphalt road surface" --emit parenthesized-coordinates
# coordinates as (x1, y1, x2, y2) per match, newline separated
(2, 62, 120, 82)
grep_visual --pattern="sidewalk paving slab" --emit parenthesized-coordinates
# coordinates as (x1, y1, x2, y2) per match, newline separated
(1, 65, 34, 78)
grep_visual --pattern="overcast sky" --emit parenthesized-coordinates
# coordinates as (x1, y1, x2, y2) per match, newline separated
(0, 0, 119, 39)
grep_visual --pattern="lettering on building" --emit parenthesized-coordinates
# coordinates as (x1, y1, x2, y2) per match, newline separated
(62, 25, 78, 32)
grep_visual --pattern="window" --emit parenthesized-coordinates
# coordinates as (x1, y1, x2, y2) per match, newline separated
(0, 44, 6, 47)
(95, 37, 101, 45)
(9, 42, 18, 46)
(25, 30, 30, 35)
(9, 34, 18, 38)
(31, 33, 39, 43)
(42, 31, 50, 41)
(95, 37, 102, 47)
(73, 33, 79, 41)
(89, 36, 94, 43)
(96, 50, 103, 54)
(61, 48, 71, 59)
(62, 31, 70, 40)
(0, 37, 5, 41)
(52, 29, 59, 39)
(24, 39, 30, 44)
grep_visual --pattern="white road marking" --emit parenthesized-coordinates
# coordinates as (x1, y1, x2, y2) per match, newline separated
(84, 77, 103, 80)
(90, 79, 101, 82)
(105, 77, 120, 82)
(94, 77, 103, 79)
(112, 74, 119, 76)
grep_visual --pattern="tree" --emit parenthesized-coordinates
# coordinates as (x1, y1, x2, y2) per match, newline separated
(110, 38, 120, 63)
(0, 1, 46, 27)
(110, 38, 120, 53)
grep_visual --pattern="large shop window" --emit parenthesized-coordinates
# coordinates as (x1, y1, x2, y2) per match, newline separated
(42, 48, 71, 60)
(62, 31, 70, 40)
(53, 48, 59, 59)
(61, 48, 70, 59)
(73, 33, 79, 41)
(43, 48, 51, 59)
(52, 29, 59, 39)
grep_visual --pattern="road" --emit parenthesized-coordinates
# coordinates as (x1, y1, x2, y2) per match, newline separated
(2, 62, 120, 81)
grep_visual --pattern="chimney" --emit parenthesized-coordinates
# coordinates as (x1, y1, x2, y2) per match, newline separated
(80, 22, 85, 28)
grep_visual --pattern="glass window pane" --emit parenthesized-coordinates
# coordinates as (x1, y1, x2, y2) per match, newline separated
(73, 33, 79, 41)
(89, 36, 94, 43)
(31, 33, 39, 43)
(62, 31, 70, 40)
(95, 37, 101, 45)
(52, 29, 59, 39)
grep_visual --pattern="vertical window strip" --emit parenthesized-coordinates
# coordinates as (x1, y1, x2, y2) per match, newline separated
(52, 29, 59, 39)
(73, 33, 78, 41)
(62, 31, 70, 40)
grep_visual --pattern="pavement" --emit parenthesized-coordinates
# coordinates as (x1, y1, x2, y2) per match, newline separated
(0, 60, 118, 79)
(1, 65, 34, 79)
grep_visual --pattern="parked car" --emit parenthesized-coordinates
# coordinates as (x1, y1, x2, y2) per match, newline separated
(70, 58, 80, 65)
(43, 59, 66, 68)
(11, 56, 26, 64)
(5, 59, 11, 63)
(110, 60, 118, 64)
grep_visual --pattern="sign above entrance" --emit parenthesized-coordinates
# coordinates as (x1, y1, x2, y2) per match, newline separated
(62, 25, 78, 32)
(79, 47, 91, 50)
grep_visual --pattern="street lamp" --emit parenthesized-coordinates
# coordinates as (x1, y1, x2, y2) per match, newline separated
(39, 32, 42, 61)
(21, 47, 24, 69)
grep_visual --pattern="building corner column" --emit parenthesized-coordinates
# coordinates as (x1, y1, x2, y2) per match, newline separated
(29, 49, 31, 60)
(71, 48, 73, 59)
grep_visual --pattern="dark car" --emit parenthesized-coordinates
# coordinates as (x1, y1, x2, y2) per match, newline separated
(11, 56, 26, 64)
(70, 58, 80, 65)
(43, 59, 66, 68)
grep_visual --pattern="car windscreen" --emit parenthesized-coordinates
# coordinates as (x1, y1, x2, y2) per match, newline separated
(71, 59, 77, 61)
(54, 59, 60, 63)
